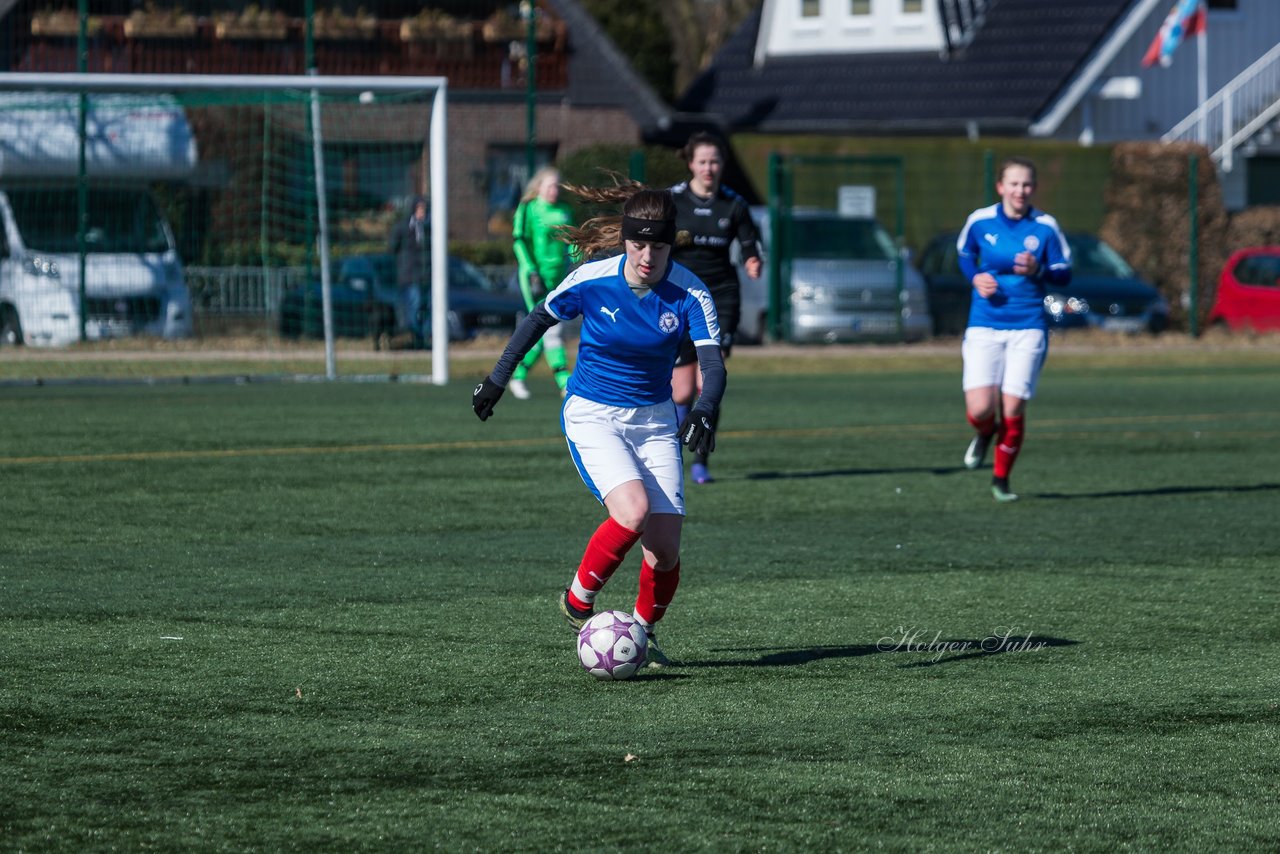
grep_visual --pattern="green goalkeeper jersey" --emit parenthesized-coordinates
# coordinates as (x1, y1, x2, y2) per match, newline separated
(512, 197, 574, 284)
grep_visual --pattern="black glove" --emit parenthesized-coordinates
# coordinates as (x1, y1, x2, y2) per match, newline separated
(472, 376, 504, 421)
(528, 271, 546, 299)
(679, 409, 716, 456)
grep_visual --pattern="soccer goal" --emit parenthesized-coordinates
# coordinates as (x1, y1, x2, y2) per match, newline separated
(0, 72, 451, 383)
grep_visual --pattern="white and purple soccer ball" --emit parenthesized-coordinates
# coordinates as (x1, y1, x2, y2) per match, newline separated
(577, 610, 648, 681)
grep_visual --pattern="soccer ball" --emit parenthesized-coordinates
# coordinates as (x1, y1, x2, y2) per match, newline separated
(577, 610, 648, 680)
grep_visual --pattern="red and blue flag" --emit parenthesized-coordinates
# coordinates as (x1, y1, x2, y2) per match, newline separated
(1142, 0, 1206, 68)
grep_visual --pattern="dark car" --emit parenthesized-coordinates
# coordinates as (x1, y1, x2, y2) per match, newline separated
(278, 253, 526, 346)
(917, 231, 1170, 335)
(1208, 246, 1280, 333)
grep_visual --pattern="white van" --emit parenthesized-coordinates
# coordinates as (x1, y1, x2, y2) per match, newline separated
(0, 94, 195, 347)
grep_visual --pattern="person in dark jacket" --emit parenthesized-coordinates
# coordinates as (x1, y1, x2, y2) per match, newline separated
(387, 196, 430, 347)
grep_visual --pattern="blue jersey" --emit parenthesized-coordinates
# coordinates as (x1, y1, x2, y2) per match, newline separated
(957, 204, 1072, 330)
(544, 255, 720, 408)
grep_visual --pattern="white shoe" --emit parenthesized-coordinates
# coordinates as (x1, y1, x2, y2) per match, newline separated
(508, 379, 531, 400)
(964, 433, 992, 470)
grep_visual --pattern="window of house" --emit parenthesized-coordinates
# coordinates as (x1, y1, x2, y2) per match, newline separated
(802, 0, 821, 17)
(849, 0, 870, 14)
(902, 0, 923, 12)
(485, 144, 557, 222)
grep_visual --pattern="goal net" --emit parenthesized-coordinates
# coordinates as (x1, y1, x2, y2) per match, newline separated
(0, 72, 451, 382)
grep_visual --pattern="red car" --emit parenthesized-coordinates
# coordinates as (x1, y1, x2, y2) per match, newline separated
(1209, 247, 1280, 332)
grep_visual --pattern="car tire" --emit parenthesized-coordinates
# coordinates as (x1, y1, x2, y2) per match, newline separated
(372, 308, 395, 351)
(0, 305, 24, 347)
(279, 296, 302, 339)
(446, 309, 466, 341)
(735, 311, 766, 346)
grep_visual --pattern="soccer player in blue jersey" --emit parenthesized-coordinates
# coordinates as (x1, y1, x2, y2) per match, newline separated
(472, 182, 724, 667)
(956, 158, 1071, 502)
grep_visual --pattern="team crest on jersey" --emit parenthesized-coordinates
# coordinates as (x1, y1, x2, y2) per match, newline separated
(718, 217, 730, 230)
(1023, 235, 1041, 252)
(658, 311, 679, 333)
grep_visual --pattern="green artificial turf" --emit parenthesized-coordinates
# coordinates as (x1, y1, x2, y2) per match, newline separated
(2, 348, 1278, 850)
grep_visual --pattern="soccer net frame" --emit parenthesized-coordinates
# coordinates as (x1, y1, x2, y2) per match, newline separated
(0, 72, 451, 384)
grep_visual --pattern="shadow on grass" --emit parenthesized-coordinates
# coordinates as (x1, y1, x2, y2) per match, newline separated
(681, 636, 1079, 670)
(746, 465, 965, 481)
(1034, 483, 1280, 500)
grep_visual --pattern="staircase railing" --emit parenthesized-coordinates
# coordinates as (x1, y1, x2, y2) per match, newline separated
(1162, 41, 1280, 170)
(938, 0, 989, 55)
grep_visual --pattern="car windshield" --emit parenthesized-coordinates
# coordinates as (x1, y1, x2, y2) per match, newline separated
(7, 186, 171, 254)
(1066, 234, 1136, 278)
(789, 216, 897, 261)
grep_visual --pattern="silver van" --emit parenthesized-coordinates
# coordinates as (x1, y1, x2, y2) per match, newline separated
(738, 207, 932, 344)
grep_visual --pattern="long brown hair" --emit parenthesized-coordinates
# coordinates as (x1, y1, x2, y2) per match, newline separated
(557, 172, 683, 259)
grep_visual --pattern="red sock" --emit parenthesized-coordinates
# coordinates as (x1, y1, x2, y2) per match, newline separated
(993, 415, 1025, 479)
(634, 559, 680, 627)
(567, 517, 642, 610)
(967, 412, 997, 438)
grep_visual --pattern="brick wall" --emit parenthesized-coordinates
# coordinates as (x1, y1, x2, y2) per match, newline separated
(445, 101, 641, 242)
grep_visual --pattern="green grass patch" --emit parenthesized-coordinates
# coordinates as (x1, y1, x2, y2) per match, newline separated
(2, 349, 1278, 850)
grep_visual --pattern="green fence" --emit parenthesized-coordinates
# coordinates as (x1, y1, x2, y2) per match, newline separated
(764, 153, 916, 344)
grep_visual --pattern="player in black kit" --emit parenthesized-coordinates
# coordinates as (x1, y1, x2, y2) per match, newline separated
(670, 132, 762, 484)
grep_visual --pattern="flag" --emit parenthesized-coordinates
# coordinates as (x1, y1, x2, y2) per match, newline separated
(1142, 0, 1206, 68)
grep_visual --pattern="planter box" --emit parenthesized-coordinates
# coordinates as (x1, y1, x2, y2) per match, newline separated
(32, 12, 103, 37)
(124, 15, 198, 39)
(399, 17, 472, 42)
(314, 16, 377, 41)
(215, 16, 289, 40)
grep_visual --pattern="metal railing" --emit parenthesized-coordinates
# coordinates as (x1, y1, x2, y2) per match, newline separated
(938, 0, 990, 55)
(186, 265, 307, 319)
(1163, 41, 1280, 171)
(185, 263, 519, 321)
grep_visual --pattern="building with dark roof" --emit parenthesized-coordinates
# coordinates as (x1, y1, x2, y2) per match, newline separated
(0, 0, 674, 240)
(678, 0, 1280, 208)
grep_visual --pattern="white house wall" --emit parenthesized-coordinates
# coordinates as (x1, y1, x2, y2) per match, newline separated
(757, 0, 946, 59)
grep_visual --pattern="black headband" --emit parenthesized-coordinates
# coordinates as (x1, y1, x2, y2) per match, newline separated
(621, 215, 676, 246)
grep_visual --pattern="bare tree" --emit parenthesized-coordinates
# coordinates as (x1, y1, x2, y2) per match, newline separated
(659, 0, 760, 98)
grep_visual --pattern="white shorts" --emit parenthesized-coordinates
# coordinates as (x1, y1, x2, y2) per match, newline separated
(961, 327, 1049, 400)
(561, 396, 685, 516)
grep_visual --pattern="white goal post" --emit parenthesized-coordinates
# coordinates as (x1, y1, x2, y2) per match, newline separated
(0, 72, 451, 384)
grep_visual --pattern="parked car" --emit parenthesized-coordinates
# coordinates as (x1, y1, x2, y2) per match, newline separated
(737, 207, 932, 344)
(917, 231, 1169, 335)
(1207, 246, 1280, 333)
(278, 253, 526, 346)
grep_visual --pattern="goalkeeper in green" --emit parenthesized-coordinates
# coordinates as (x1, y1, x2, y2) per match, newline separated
(508, 166, 574, 399)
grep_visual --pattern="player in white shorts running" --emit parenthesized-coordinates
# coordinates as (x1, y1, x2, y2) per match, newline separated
(956, 157, 1071, 502)
(472, 181, 724, 667)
